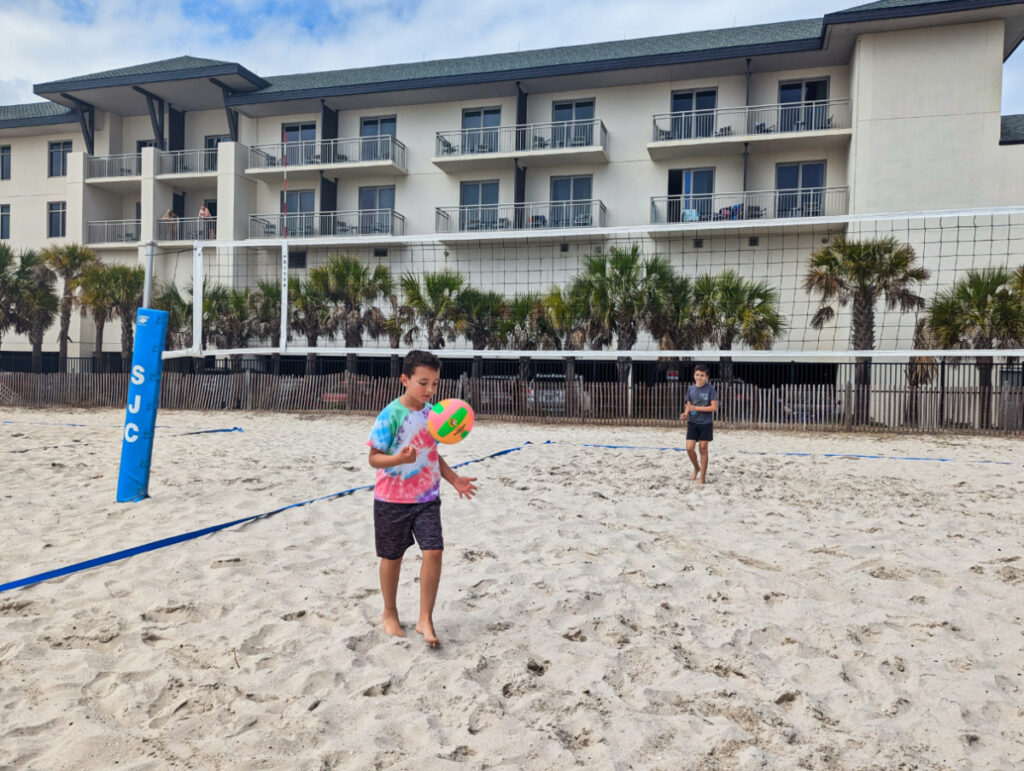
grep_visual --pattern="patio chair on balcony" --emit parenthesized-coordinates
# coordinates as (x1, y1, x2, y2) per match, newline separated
(532, 136, 550, 149)
(528, 214, 547, 228)
(439, 137, 457, 155)
(573, 212, 592, 227)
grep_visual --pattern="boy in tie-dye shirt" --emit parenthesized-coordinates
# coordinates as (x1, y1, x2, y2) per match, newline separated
(367, 350, 478, 647)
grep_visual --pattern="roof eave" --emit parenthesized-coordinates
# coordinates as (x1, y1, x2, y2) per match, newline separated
(33, 62, 269, 97)
(226, 37, 823, 107)
(825, 0, 1023, 27)
(0, 113, 78, 130)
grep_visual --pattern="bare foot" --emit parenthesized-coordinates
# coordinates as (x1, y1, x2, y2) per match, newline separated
(415, 619, 441, 648)
(697, 476, 707, 485)
(689, 467, 699, 481)
(382, 609, 405, 638)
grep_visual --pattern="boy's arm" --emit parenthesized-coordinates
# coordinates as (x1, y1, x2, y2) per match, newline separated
(368, 446, 416, 468)
(691, 400, 718, 413)
(438, 455, 478, 499)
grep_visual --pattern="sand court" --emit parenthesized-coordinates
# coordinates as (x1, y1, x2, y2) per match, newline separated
(1, 408, 1023, 769)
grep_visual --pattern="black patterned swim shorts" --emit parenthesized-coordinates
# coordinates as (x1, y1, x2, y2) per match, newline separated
(373, 498, 443, 559)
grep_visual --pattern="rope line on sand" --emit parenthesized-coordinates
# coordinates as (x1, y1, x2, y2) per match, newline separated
(0, 442, 530, 594)
(7, 426, 244, 454)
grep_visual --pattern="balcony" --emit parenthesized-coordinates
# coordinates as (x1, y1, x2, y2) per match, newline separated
(246, 137, 407, 181)
(647, 99, 851, 160)
(433, 120, 608, 171)
(157, 216, 217, 242)
(248, 209, 405, 239)
(157, 148, 218, 177)
(85, 154, 141, 192)
(649, 187, 849, 226)
(435, 200, 607, 233)
(86, 219, 140, 245)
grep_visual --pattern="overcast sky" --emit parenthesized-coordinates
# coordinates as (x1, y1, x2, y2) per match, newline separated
(2, 0, 1022, 114)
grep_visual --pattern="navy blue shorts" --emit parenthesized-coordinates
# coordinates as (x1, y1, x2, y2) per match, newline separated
(373, 498, 443, 559)
(686, 422, 713, 442)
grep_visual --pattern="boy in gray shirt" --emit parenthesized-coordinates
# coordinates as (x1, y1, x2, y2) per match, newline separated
(680, 363, 719, 484)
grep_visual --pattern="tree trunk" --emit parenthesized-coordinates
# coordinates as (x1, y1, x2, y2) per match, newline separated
(471, 355, 482, 408)
(121, 316, 134, 371)
(616, 356, 631, 384)
(977, 356, 993, 430)
(851, 296, 875, 426)
(94, 317, 106, 374)
(516, 356, 530, 414)
(854, 357, 872, 426)
(31, 337, 43, 373)
(59, 293, 72, 371)
(389, 354, 401, 379)
(305, 352, 317, 377)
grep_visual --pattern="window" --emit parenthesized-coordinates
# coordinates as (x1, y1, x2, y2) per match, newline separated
(360, 116, 396, 161)
(668, 168, 714, 221)
(48, 141, 72, 177)
(459, 180, 499, 230)
(48, 201, 66, 237)
(204, 135, 230, 171)
(137, 139, 157, 153)
(280, 188, 315, 236)
(670, 90, 717, 139)
(359, 185, 396, 234)
(550, 175, 593, 227)
(282, 123, 316, 165)
(289, 249, 307, 270)
(552, 100, 594, 147)
(779, 79, 829, 131)
(776, 161, 825, 217)
(462, 108, 500, 153)
(1, 204, 9, 239)
(1, 146, 9, 180)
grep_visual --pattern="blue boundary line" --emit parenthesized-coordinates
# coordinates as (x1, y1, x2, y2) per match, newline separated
(0, 443, 530, 594)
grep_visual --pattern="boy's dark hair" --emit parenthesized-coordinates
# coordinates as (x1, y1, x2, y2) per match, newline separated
(403, 350, 441, 377)
(693, 363, 709, 375)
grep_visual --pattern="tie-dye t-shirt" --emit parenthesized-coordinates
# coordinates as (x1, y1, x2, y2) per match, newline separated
(367, 398, 441, 503)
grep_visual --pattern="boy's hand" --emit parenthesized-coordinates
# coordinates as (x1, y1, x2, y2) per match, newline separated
(394, 445, 417, 465)
(451, 475, 478, 499)
(681, 401, 692, 420)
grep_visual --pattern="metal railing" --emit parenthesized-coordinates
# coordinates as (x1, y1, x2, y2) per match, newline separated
(435, 199, 607, 232)
(248, 209, 405, 239)
(158, 148, 218, 175)
(650, 187, 849, 223)
(158, 216, 217, 241)
(85, 153, 141, 178)
(247, 136, 407, 172)
(435, 119, 607, 156)
(652, 99, 851, 141)
(86, 219, 141, 243)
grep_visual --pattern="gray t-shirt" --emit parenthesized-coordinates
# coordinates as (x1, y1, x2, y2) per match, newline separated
(686, 383, 718, 424)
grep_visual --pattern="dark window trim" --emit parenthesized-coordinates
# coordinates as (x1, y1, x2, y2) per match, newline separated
(48, 140, 72, 178)
(47, 200, 67, 238)
(0, 203, 10, 240)
(0, 145, 9, 180)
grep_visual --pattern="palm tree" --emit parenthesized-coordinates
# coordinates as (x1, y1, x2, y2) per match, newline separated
(542, 285, 588, 351)
(805, 237, 929, 424)
(152, 281, 193, 351)
(77, 262, 119, 373)
(459, 288, 506, 350)
(381, 290, 418, 378)
(569, 244, 676, 381)
(499, 293, 560, 353)
(207, 287, 259, 370)
(927, 267, 1024, 429)
(107, 265, 145, 369)
(42, 243, 97, 370)
(251, 279, 283, 373)
(905, 317, 938, 428)
(646, 273, 703, 381)
(289, 271, 332, 375)
(693, 270, 786, 381)
(11, 250, 59, 373)
(401, 270, 465, 349)
(322, 255, 391, 347)
(0, 242, 18, 355)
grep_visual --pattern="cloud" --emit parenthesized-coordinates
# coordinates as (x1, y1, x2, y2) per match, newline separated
(2, 0, 1022, 114)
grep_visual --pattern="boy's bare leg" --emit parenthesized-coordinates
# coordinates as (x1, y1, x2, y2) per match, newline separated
(686, 439, 700, 480)
(698, 441, 710, 484)
(379, 557, 405, 637)
(415, 549, 443, 647)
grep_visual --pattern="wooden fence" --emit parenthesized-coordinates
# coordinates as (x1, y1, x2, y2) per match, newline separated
(1, 371, 1022, 435)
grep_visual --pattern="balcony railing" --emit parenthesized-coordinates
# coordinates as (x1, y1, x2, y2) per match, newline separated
(650, 187, 849, 223)
(86, 153, 141, 179)
(86, 219, 141, 243)
(248, 137, 407, 172)
(435, 119, 607, 156)
(435, 200, 607, 232)
(158, 216, 217, 241)
(652, 99, 851, 141)
(158, 148, 218, 175)
(248, 209, 405, 239)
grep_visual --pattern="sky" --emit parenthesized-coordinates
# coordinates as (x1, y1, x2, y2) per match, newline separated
(1, 0, 1023, 114)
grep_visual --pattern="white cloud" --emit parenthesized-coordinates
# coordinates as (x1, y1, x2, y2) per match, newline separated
(2, 0, 1023, 113)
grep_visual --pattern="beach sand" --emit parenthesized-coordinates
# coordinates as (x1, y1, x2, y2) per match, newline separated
(1, 407, 1022, 770)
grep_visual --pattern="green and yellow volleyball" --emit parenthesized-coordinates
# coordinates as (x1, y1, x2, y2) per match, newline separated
(427, 399, 475, 444)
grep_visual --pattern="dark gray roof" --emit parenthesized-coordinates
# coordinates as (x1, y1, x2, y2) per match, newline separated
(1001, 114, 1024, 144)
(242, 18, 824, 101)
(0, 101, 77, 128)
(40, 56, 234, 87)
(828, 0, 1022, 20)
(839, 0, 958, 10)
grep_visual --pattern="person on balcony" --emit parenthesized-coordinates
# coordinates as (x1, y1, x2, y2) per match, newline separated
(162, 208, 179, 240)
(198, 203, 214, 239)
